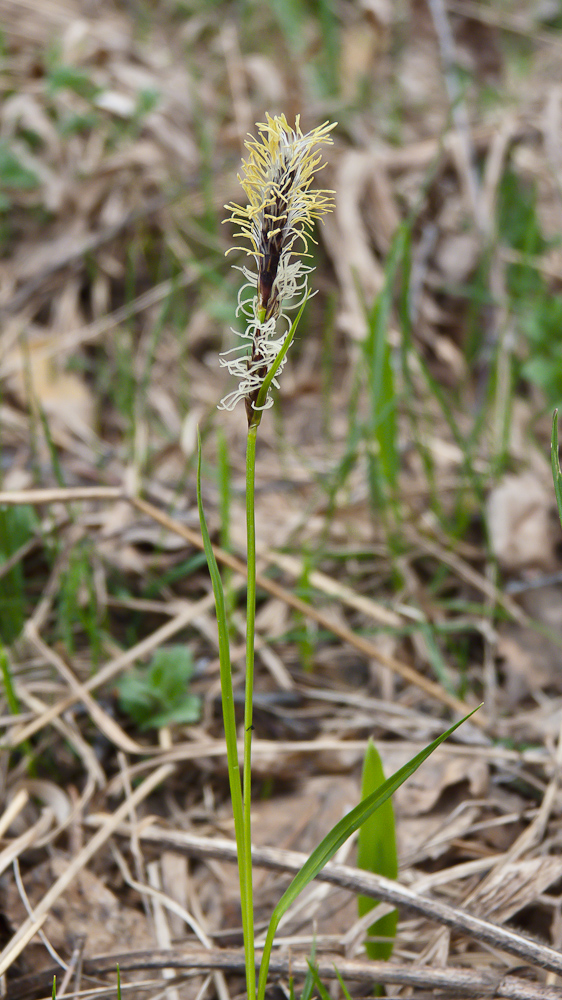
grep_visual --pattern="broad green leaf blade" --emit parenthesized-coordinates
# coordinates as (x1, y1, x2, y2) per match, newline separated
(257, 707, 480, 1000)
(551, 410, 562, 529)
(357, 740, 398, 961)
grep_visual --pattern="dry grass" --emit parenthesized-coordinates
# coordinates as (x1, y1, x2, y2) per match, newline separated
(2, 1, 562, 998)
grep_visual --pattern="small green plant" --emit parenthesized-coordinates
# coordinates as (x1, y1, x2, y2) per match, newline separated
(116, 645, 201, 730)
(46, 63, 101, 101)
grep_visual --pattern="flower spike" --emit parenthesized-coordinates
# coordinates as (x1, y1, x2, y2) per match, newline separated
(220, 114, 335, 423)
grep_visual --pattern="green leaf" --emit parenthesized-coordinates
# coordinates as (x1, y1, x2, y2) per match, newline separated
(551, 410, 562, 531)
(197, 430, 253, 995)
(300, 943, 317, 1000)
(257, 707, 480, 1000)
(357, 740, 398, 961)
(147, 697, 201, 729)
(305, 962, 332, 1000)
(0, 504, 37, 642)
(252, 295, 309, 421)
(0, 141, 39, 190)
(334, 966, 353, 1000)
(47, 65, 100, 100)
(116, 645, 201, 731)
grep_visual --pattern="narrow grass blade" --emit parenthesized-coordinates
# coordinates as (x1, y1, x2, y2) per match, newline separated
(334, 966, 353, 1000)
(0, 642, 34, 770)
(300, 944, 317, 1000)
(196, 432, 254, 997)
(551, 410, 562, 529)
(357, 740, 398, 962)
(363, 226, 405, 513)
(254, 296, 308, 415)
(306, 961, 332, 1000)
(0, 504, 36, 643)
(217, 429, 235, 625)
(418, 622, 456, 695)
(0, 643, 20, 717)
(257, 707, 480, 1000)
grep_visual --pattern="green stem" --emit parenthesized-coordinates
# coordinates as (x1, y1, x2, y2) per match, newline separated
(242, 422, 258, 1000)
(232, 299, 307, 998)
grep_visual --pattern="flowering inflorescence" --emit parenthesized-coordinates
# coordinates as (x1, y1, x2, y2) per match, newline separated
(219, 113, 335, 423)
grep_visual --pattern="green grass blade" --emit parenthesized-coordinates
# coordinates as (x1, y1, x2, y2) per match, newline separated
(0, 641, 35, 771)
(300, 943, 317, 1000)
(417, 622, 456, 695)
(196, 436, 241, 794)
(363, 226, 405, 513)
(196, 431, 254, 996)
(357, 739, 398, 962)
(0, 642, 20, 718)
(551, 410, 562, 529)
(217, 429, 235, 625)
(305, 962, 332, 1000)
(334, 966, 353, 1000)
(0, 504, 36, 642)
(253, 296, 308, 417)
(257, 707, 479, 1000)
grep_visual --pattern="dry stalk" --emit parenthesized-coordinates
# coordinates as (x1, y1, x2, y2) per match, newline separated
(7, 946, 562, 1000)
(0, 764, 176, 978)
(83, 820, 562, 978)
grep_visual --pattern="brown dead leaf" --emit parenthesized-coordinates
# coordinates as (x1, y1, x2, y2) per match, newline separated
(496, 626, 562, 705)
(400, 804, 483, 864)
(251, 774, 359, 936)
(486, 472, 557, 572)
(5, 333, 96, 436)
(469, 856, 562, 923)
(323, 150, 389, 340)
(435, 231, 480, 285)
(380, 747, 489, 817)
(2, 857, 153, 970)
(339, 0, 391, 100)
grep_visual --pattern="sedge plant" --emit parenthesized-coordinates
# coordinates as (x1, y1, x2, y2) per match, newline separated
(197, 114, 476, 1000)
